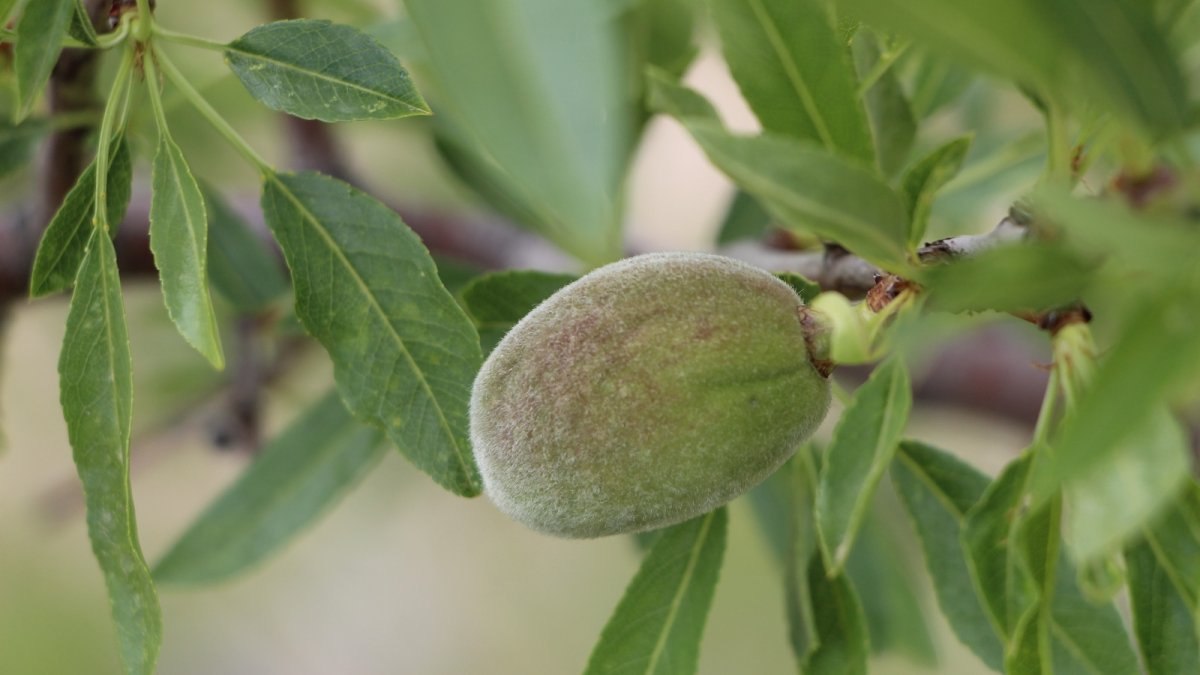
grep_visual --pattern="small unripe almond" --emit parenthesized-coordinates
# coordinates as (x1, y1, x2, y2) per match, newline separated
(470, 252, 831, 538)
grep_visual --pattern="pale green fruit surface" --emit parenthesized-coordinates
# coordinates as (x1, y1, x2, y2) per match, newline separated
(470, 252, 830, 538)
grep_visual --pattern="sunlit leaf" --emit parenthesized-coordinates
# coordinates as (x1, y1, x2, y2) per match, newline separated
(710, 0, 873, 161)
(406, 0, 629, 266)
(261, 171, 482, 496)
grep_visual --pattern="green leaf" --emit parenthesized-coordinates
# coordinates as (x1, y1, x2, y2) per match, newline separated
(841, 0, 1188, 137)
(1126, 540, 1200, 675)
(708, 0, 873, 162)
(804, 552, 870, 675)
(892, 441, 1004, 671)
(1142, 483, 1200, 607)
(154, 391, 386, 584)
(225, 19, 430, 122)
(645, 67, 721, 122)
(150, 124, 224, 369)
(0, 117, 49, 177)
(13, 0, 73, 122)
(902, 135, 970, 247)
(59, 232, 161, 674)
(202, 185, 289, 313)
(260, 171, 483, 496)
(844, 490, 938, 665)
(853, 30, 916, 177)
(1036, 189, 1200, 288)
(1047, 556, 1140, 674)
(816, 357, 911, 572)
(1031, 293, 1200, 502)
(406, 0, 629, 266)
(682, 120, 911, 270)
(584, 508, 727, 675)
(625, 0, 697, 84)
(902, 49, 974, 119)
(67, 0, 98, 46)
(961, 454, 1033, 639)
(921, 243, 1093, 314)
(715, 190, 771, 245)
(1064, 409, 1191, 563)
(29, 138, 133, 297)
(965, 453, 1141, 674)
(775, 272, 821, 304)
(458, 270, 577, 356)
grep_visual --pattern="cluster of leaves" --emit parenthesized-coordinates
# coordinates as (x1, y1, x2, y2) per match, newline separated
(3, 0, 1200, 674)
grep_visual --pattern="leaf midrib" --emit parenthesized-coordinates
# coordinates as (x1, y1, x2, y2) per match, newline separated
(225, 44, 426, 114)
(745, 0, 835, 150)
(643, 511, 717, 674)
(265, 174, 476, 489)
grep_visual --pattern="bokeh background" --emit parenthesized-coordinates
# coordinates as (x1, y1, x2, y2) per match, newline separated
(1, 1, 1055, 673)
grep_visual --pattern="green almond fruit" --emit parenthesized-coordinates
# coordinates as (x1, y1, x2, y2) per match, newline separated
(470, 252, 831, 538)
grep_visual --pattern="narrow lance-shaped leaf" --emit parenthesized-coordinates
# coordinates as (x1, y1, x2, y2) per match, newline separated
(458, 270, 577, 356)
(804, 552, 870, 675)
(59, 232, 161, 674)
(902, 135, 970, 247)
(154, 391, 386, 585)
(921, 243, 1093, 314)
(646, 75, 910, 271)
(684, 121, 911, 271)
(226, 19, 430, 122)
(261, 171, 483, 496)
(844, 487, 938, 665)
(67, 0, 99, 46)
(13, 0, 74, 122)
(817, 357, 911, 572)
(148, 85, 224, 369)
(1126, 540, 1200, 675)
(1047, 556, 1140, 674)
(853, 30, 916, 177)
(585, 508, 727, 675)
(202, 185, 289, 314)
(892, 441, 1004, 671)
(29, 138, 133, 297)
(709, 0, 873, 162)
(961, 454, 1034, 639)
